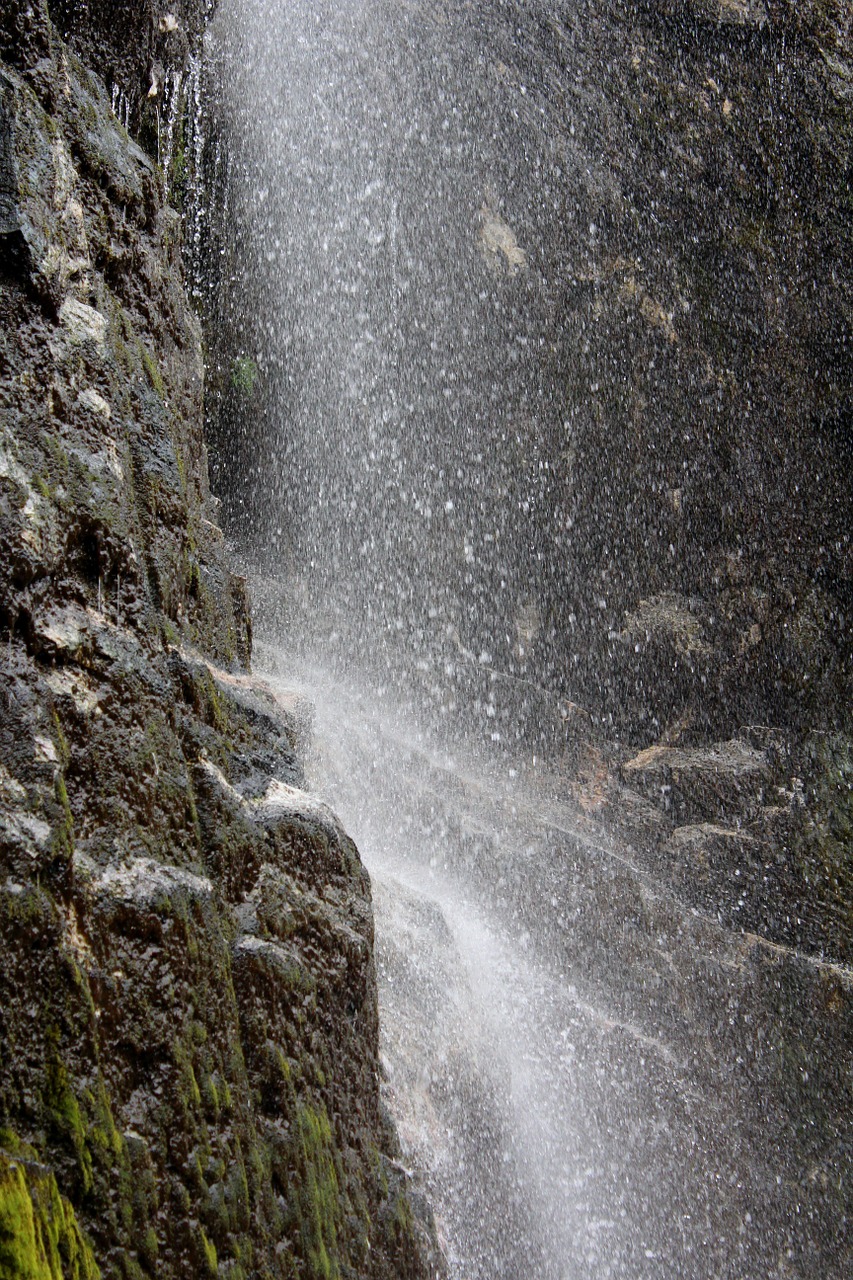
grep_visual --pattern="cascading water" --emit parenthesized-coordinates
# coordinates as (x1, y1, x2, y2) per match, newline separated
(206, 2, 850, 1276)
(253, 651, 848, 1280)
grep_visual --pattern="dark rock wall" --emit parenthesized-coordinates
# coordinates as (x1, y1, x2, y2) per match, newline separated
(0, 4, 439, 1277)
(545, 0, 852, 742)
(531, 0, 852, 966)
(535, 0, 852, 965)
(45, 2, 210, 115)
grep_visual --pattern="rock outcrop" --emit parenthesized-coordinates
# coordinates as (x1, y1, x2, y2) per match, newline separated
(0, 4, 439, 1277)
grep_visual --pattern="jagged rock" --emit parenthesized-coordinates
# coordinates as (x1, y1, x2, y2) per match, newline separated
(621, 592, 712, 657)
(662, 820, 767, 923)
(696, 0, 769, 23)
(607, 724, 852, 961)
(621, 737, 770, 822)
(642, 0, 770, 25)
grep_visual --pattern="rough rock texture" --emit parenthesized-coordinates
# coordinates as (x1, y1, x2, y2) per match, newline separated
(0, 4, 440, 1277)
(600, 724, 852, 961)
(551, 0, 852, 963)
(44, 2, 211, 126)
(511, 0, 853, 746)
(310, 686, 851, 1279)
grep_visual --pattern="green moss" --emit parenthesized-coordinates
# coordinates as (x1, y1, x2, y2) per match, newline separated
(0, 883, 50, 930)
(116, 307, 134, 345)
(291, 1103, 344, 1280)
(191, 670, 231, 737)
(275, 1050, 292, 1087)
(0, 1149, 100, 1280)
(51, 774, 75, 861)
(173, 1041, 203, 1115)
(118, 1256, 144, 1280)
(87, 1080, 124, 1163)
(139, 344, 166, 399)
(0, 1134, 30, 1161)
(161, 617, 180, 648)
(202, 1072, 220, 1119)
(113, 330, 135, 379)
(43, 1042, 92, 1197)
(0, 1157, 56, 1280)
(199, 1226, 218, 1276)
(391, 1184, 414, 1235)
(140, 1226, 158, 1268)
(277, 958, 315, 997)
(50, 713, 71, 770)
(192, 1150, 206, 1193)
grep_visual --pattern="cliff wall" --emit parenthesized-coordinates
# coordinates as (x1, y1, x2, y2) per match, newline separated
(0, 4, 438, 1277)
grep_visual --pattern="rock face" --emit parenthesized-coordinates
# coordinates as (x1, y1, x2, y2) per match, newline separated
(0, 4, 439, 1277)
(530, 0, 852, 746)
(574, 0, 853, 966)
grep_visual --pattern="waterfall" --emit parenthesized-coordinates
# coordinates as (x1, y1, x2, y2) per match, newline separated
(208, 2, 852, 1277)
(161, 68, 184, 201)
(110, 82, 132, 131)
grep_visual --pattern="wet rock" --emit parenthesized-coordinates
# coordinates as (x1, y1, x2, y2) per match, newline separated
(690, 0, 769, 24)
(621, 592, 712, 658)
(0, 64, 66, 295)
(605, 722, 852, 962)
(621, 737, 770, 822)
(0, 1144, 99, 1279)
(478, 201, 527, 275)
(662, 820, 767, 922)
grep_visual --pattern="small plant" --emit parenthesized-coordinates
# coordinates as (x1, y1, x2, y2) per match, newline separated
(230, 356, 259, 396)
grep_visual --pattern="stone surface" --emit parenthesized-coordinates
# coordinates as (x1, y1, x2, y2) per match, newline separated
(198, 0, 849, 1270)
(621, 738, 770, 822)
(601, 724, 853, 963)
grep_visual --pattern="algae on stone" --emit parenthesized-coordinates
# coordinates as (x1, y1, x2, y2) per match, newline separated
(0, 1147, 100, 1280)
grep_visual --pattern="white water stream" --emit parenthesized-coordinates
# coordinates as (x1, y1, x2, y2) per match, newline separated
(257, 653, 845, 1280)
(212, 0, 852, 1272)
(272, 663, 637, 1279)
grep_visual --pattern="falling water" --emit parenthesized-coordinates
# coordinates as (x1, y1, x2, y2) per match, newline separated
(161, 68, 184, 200)
(253, 646, 849, 1280)
(110, 82, 132, 131)
(207, 2, 851, 1277)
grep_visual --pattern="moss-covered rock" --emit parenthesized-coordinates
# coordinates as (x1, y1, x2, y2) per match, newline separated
(0, 1145, 99, 1280)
